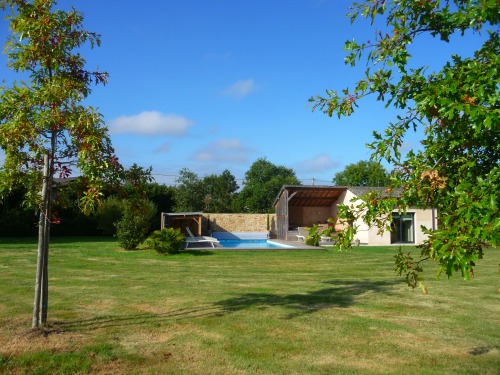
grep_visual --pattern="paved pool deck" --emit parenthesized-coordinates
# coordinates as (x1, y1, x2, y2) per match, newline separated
(182, 238, 324, 250)
(269, 239, 326, 250)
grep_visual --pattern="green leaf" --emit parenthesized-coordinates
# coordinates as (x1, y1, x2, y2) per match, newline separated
(483, 116, 492, 128)
(490, 194, 497, 211)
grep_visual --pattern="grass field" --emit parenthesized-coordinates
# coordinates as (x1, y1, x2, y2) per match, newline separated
(0, 237, 499, 374)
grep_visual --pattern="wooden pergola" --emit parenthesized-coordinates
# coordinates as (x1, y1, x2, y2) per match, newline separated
(274, 186, 346, 240)
(161, 212, 204, 236)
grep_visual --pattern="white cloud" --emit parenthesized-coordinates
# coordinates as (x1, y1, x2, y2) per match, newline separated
(295, 154, 339, 174)
(194, 139, 255, 164)
(109, 111, 193, 135)
(222, 79, 257, 98)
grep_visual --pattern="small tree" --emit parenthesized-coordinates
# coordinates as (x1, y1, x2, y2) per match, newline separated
(116, 198, 157, 250)
(0, 0, 120, 327)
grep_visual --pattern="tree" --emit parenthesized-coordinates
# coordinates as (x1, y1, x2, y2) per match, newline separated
(234, 158, 301, 213)
(173, 168, 204, 212)
(50, 177, 100, 236)
(333, 160, 390, 186)
(121, 163, 154, 200)
(0, 0, 120, 327)
(145, 182, 175, 228)
(202, 169, 239, 213)
(173, 168, 239, 213)
(310, 0, 499, 289)
(116, 198, 157, 250)
(94, 165, 171, 236)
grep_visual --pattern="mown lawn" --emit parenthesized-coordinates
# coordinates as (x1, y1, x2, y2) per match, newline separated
(0, 237, 498, 374)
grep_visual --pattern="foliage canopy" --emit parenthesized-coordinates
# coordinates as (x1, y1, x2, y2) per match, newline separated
(174, 168, 239, 213)
(0, 0, 119, 326)
(310, 0, 500, 288)
(234, 158, 301, 213)
(0, 0, 120, 210)
(333, 160, 391, 186)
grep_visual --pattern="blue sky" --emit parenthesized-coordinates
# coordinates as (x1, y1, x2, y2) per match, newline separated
(0, 0, 488, 187)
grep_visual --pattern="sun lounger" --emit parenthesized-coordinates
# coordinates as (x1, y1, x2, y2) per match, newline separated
(184, 227, 220, 248)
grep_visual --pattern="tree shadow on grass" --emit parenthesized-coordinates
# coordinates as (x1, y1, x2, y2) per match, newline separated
(46, 279, 399, 334)
(50, 305, 222, 333)
(212, 279, 400, 319)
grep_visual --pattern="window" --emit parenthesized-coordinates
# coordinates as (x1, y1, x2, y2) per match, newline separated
(391, 213, 415, 243)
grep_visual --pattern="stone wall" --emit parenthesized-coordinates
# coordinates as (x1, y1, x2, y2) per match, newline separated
(202, 213, 277, 237)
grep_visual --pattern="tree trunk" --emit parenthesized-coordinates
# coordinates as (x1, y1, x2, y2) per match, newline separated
(40, 206, 50, 325)
(32, 154, 51, 328)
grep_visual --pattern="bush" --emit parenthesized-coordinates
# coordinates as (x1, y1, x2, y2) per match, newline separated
(146, 228, 185, 255)
(115, 199, 157, 250)
(305, 224, 321, 246)
(94, 197, 126, 236)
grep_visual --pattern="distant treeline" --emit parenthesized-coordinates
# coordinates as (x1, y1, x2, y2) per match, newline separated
(0, 158, 300, 236)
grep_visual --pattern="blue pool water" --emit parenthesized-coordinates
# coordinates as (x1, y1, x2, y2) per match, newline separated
(218, 239, 293, 249)
(212, 232, 294, 249)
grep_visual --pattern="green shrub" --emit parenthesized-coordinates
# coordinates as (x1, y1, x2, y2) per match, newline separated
(94, 197, 126, 236)
(116, 199, 157, 250)
(305, 224, 321, 246)
(146, 228, 185, 255)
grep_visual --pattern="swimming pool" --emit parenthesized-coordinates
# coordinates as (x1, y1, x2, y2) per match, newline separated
(218, 239, 293, 249)
(212, 232, 295, 249)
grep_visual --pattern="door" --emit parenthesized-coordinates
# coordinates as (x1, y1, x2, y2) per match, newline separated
(391, 213, 415, 243)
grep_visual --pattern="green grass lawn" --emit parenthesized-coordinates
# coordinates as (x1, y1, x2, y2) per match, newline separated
(0, 237, 499, 374)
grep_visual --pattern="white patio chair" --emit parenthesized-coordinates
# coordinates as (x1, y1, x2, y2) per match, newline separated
(184, 227, 220, 248)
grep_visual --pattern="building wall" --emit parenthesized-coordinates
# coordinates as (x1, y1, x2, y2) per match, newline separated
(289, 206, 303, 229)
(335, 190, 435, 245)
(301, 206, 331, 227)
(366, 225, 391, 245)
(203, 213, 276, 236)
(336, 189, 372, 244)
(367, 208, 435, 245)
(275, 190, 289, 240)
(288, 206, 333, 228)
(412, 207, 436, 244)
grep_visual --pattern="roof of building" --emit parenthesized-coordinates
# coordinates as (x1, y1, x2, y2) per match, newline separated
(273, 185, 396, 207)
(162, 212, 204, 217)
(273, 185, 346, 207)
